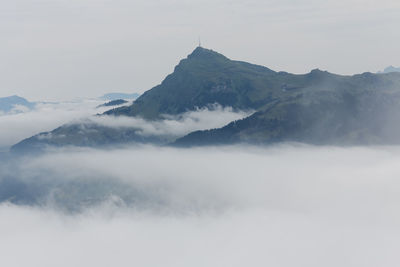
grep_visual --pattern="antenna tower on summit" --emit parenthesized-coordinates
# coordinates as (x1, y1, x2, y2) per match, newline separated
(198, 37, 202, 47)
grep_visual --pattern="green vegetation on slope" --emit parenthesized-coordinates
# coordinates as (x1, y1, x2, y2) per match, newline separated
(105, 47, 282, 119)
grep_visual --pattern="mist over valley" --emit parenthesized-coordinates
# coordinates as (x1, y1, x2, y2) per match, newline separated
(2, 0, 400, 264)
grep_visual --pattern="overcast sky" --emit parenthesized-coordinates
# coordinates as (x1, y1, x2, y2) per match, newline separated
(1, 0, 400, 100)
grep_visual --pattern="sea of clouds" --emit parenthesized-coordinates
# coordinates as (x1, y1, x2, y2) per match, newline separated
(1, 145, 400, 266)
(1, 99, 399, 266)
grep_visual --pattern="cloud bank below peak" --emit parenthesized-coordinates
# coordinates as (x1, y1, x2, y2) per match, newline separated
(87, 105, 253, 138)
(1, 145, 400, 266)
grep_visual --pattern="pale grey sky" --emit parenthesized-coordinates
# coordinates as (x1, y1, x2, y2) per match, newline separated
(1, 0, 400, 100)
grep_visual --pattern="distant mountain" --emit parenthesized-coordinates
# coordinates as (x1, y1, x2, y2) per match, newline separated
(0, 95, 35, 114)
(379, 66, 400, 74)
(11, 47, 400, 151)
(100, 93, 140, 101)
(97, 99, 128, 108)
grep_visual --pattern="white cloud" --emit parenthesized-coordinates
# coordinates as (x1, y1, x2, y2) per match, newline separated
(1, 145, 400, 266)
(86, 105, 252, 138)
(9, 104, 31, 114)
(0, 99, 107, 149)
(0, 99, 251, 150)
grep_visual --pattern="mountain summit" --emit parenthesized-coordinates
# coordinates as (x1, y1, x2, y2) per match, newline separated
(188, 46, 226, 59)
(105, 46, 275, 119)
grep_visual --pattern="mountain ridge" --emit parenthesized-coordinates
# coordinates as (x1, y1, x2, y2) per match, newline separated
(11, 47, 400, 151)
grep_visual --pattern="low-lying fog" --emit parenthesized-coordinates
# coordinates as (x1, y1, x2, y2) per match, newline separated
(0, 99, 108, 150)
(1, 144, 400, 266)
(1, 99, 399, 266)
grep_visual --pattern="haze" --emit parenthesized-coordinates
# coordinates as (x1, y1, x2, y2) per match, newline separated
(2, 1, 400, 266)
(1, 0, 400, 100)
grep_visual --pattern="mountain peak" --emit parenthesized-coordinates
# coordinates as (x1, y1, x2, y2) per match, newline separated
(187, 46, 228, 60)
(383, 65, 400, 73)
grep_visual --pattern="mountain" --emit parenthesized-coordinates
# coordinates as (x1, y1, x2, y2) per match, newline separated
(174, 72, 400, 146)
(0, 95, 35, 114)
(105, 47, 277, 119)
(379, 66, 400, 74)
(11, 47, 400, 151)
(100, 93, 140, 101)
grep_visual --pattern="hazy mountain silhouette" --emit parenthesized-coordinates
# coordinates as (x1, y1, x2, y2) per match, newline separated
(379, 66, 400, 74)
(0, 95, 35, 113)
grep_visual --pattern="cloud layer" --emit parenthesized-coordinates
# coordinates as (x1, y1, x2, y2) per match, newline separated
(1, 100, 251, 150)
(85, 105, 252, 138)
(1, 145, 400, 266)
